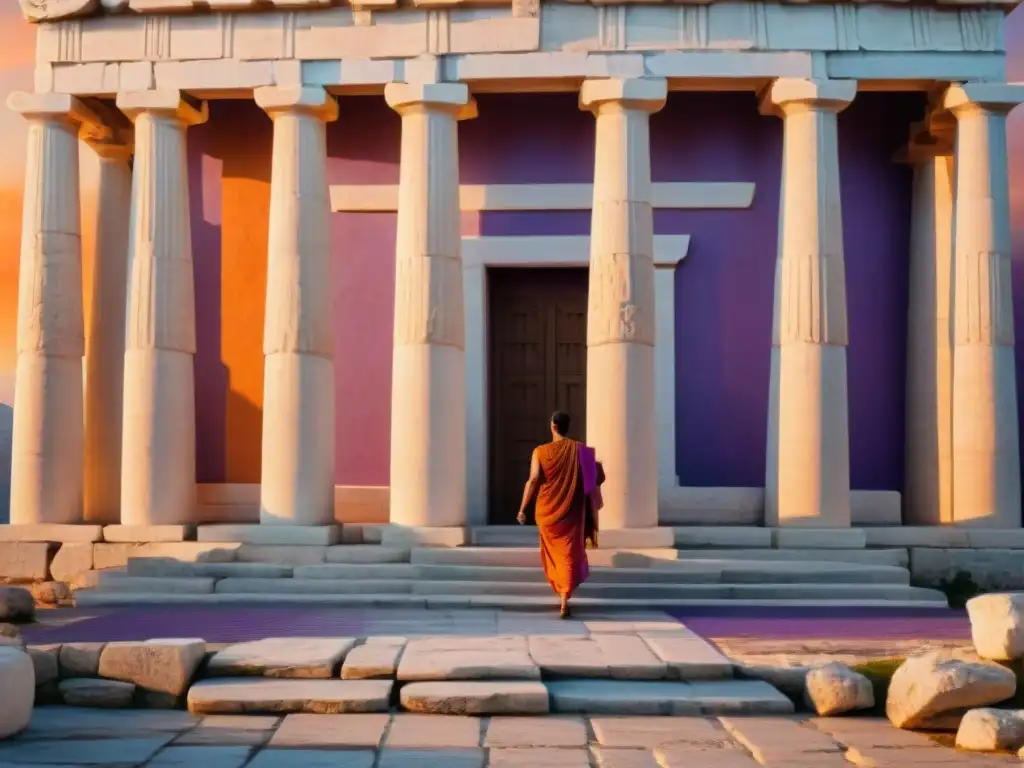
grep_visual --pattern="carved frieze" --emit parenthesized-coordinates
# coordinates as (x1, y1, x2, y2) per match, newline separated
(19, 0, 1018, 25)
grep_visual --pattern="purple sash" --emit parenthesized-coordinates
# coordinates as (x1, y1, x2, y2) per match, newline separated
(579, 444, 603, 512)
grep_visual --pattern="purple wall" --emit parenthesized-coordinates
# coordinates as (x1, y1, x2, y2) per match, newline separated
(190, 91, 921, 493)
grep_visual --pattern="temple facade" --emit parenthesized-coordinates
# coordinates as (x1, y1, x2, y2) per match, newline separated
(6, 0, 1024, 546)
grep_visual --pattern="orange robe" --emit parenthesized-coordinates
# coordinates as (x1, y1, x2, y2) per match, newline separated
(535, 439, 597, 598)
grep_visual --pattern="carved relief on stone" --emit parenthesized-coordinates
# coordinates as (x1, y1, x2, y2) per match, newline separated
(587, 250, 655, 347)
(18, 0, 96, 23)
(393, 253, 465, 348)
(954, 250, 1015, 347)
(774, 251, 849, 347)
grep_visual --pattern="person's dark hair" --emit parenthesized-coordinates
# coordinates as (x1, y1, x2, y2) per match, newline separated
(551, 411, 571, 436)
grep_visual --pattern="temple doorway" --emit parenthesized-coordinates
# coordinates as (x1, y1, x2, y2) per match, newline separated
(487, 268, 589, 524)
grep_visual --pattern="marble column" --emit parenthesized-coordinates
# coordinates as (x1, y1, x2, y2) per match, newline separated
(116, 90, 207, 527)
(943, 83, 1024, 528)
(761, 78, 856, 528)
(255, 86, 338, 527)
(900, 118, 955, 526)
(6, 93, 99, 526)
(83, 134, 134, 525)
(385, 82, 475, 529)
(580, 77, 667, 531)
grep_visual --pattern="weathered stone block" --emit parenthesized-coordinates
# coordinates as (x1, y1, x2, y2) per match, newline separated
(60, 643, 106, 678)
(103, 526, 194, 543)
(804, 662, 874, 716)
(0, 525, 103, 543)
(27, 645, 60, 686)
(58, 678, 135, 708)
(187, 678, 393, 714)
(0, 543, 52, 581)
(886, 652, 1016, 730)
(50, 543, 94, 583)
(910, 548, 1024, 592)
(98, 640, 205, 696)
(967, 593, 1024, 661)
(207, 638, 356, 678)
(400, 681, 550, 715)
(0, 646, 33, 738)
(341, 640, 405, 680)
(398, 636, 539, 681)
(956, 708, 1024, 752)
(31, 581, 72, 605)
(0, 586, 35, 623)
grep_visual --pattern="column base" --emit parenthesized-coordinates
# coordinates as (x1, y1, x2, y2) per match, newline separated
(598, 528, 675, 549)
(196, 524, 341, 546)
(0, 525, 103, 543)
(102, 525, 195, 543)
(380, 525, 467, 548)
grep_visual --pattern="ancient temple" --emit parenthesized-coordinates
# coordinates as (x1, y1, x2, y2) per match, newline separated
(4, 0, 1024, 554)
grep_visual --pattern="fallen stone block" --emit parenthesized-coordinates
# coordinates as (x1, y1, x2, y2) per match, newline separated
(804, 662, 874, 716)
(31, 581, 72, 605)
(341, 641, 405, 680)
(98, 640, 205, 696)
(955, 708, 1024, 752)
(206, 638, 357, 679)
(0, 586, 35, 623)
(967, 593, 1024, 661)
(187, 678, 393, 715)
(49, 543, 94, 583)
(0, 646, 34, 738)
(398, 636, 539, 681)
(400, 681, 550, 715)
(548, 680, 702, 716)
(27, 645, 59, 687)
(58, 678, 135, 708)
(0, 624, 18, 639)
(886, 651, 1016, 730)
(59, 643, 105, 678)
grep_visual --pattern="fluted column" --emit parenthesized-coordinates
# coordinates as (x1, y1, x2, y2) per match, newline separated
(943, 83, 1023, 528)
(761, 78, 855, 528)
(83, 131, 134, 525)
(900, 118, 955, 526)
(6, 93, 99, 525)
(385, 82, 475, 529)
(580, 77, 666, 531)
(116, 90, 207, 526)
(255, 86, 338, 527)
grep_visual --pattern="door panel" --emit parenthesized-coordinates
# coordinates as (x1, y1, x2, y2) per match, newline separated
(488, 268, 588, 524)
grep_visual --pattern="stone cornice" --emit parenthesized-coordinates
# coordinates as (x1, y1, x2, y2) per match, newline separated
(18, 0, 1020, 25)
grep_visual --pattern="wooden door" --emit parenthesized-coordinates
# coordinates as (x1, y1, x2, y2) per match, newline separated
(488, 268, 588, 524)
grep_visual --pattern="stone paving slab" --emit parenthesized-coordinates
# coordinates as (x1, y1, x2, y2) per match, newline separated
(397, 636, 540, 681)
(246, 749, 375, 768)
(186, 679, 393, 714)
(591, 716, 734, 749)
(269, 713, 390, 749)
(484, 715, 588, 747)
(377, 749, 485, 768)
(591, 746, 662, 768)
(549, 679, 793, 716)
(401, 681, 550, 715)
(341, 640, 405, 679)
(385, 714, 482, 748)
(0, 736, 174, 765)
(173, 715, 278, 746)
(653, 746, 761, 768)
(19, 707, 198, 739)
(488, 747, 592, 766)
(146, 746, 253, 768)
(206, 638, 357, 678)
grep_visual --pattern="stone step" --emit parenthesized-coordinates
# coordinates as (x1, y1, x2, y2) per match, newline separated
(546, 679, 794, 716)
(186, 678, 393, 714)
(408, 546, 909, 568)
(96, 573, 216, 594)
(74, 591, 949, 608)
(126, 560, 294, 579)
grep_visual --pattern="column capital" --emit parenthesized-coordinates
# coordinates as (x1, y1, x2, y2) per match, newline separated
(941, 83, 1024, 117)
(255, 86, 338, 122)
(8, 91, 107, 132)
(579, 78, 667, 114)
(384, 82, 477, 121)
(893, 118, 955, 164)
(759, 78, 856, 117)
(116, 90, 208, 126)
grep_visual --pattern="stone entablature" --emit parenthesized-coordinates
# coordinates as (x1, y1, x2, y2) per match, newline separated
(31, 4, 1008, 97)
(18, 0, 1021, 25)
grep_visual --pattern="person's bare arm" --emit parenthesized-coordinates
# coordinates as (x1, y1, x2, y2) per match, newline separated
(517, 449, 541, 524)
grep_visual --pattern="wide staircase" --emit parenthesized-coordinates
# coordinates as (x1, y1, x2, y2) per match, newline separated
(75, 526, 948, 608)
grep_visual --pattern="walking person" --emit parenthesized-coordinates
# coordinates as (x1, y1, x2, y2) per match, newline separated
(517, 411, 605, 618)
